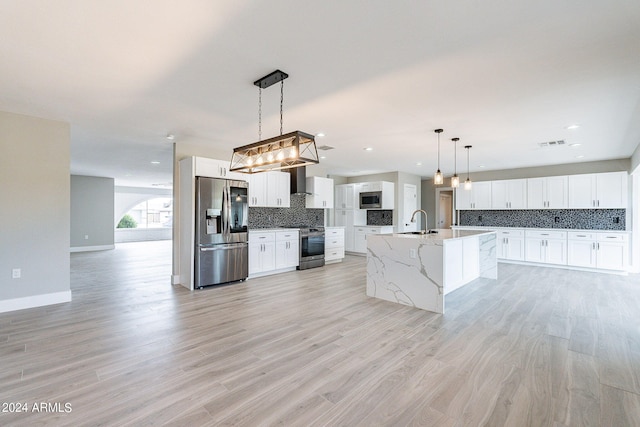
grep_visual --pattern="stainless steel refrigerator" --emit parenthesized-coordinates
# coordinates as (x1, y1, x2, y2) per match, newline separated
(195, 176, 249, 288)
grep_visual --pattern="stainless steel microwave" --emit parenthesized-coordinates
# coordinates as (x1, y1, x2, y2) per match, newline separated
(360, 191, 382, 209)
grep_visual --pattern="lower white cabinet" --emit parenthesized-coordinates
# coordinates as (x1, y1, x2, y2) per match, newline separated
(249, 232, 276, 275)
(275, 230, 299, 270)
(567, 232, 628, 271)
(325, 227, 345, 263)
(525, 230, 567, 265)
(353, 226, 394, 254)
(249, 229, 299, 277)
(496, 229, 525, 261)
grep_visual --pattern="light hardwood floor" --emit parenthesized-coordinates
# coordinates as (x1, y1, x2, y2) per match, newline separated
(1, 240, 640, 426)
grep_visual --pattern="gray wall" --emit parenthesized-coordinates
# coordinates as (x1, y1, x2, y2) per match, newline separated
(421, 158, 631, 230)
(0, 111, 70, 304)
(70, 175, 115, 249)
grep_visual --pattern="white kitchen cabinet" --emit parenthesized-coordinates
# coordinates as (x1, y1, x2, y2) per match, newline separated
(194, 157, 244, 180)
(491, 179, 527, 209)
(568, 232, 628, 271)
(456, 181, 492, 210)
(248, 232, 276, 275)
(496, 229, 525, 261)
(527, 176, 568, 209)
(568, 171, 627, 209)
(267, 171, 290, 208)
(275, 230, 299, 269)
(248, 171, 290, 207)
(525, 230, 567, 265)
(325, 227, 345, 263)
(306, 176, 334, 208)
(335, 184, 358, 210)
(353, 226, 394, 254)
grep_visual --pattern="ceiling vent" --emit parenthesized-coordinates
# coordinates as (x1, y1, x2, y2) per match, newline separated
(538, 140, 566, 148)
(316, 145, 335, 151)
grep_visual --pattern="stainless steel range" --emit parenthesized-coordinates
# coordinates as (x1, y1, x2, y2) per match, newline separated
(298, 226, 325, 270)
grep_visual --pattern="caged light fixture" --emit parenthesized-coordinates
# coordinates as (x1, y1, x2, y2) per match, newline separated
(433, 129, 444, 185)
(464, 145, 473, 190)
(450, 137, 460, 188)
(230, 70, 319, 173)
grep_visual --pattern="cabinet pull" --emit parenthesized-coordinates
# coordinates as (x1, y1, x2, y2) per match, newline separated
(597, 200, 600, 207)
(597, 242, 600, 250)
(577, 234, 586, 237)
(606, 236, 617, 239)
(541, 233, 549, 236)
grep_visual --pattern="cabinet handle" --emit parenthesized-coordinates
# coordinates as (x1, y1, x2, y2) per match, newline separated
(541, 233, 549, 236)
(597, 200, 600, 207)
(592, 242, 595, 250)
(606, 236, 617, 239)
(592, 200, 596, 207)
(577, 234, 586, 237)
(597, 242, 600, 250)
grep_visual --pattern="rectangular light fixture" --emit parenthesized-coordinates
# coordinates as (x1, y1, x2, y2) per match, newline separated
(229, 130, 319, 173)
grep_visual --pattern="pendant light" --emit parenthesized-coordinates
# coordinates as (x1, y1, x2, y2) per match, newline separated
(450, 137, 460, 188)
(230, 70, 319, 173)
(464, 145, 472, 190)
(433, 129, 444, 185)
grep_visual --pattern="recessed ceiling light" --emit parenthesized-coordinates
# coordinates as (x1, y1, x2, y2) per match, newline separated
(151, 161, 160, 164)
(576, 155, 584, 159)
(316, 132, 325, 137)
(166, 134, 175, 141)
(364, 147, 373, 151)
(569, 143, 582, 147)
(416, 162, 422, 166)
(479, 165, 486, 168)
(566, 125, 580, 130)
(320, 156, 326, 159)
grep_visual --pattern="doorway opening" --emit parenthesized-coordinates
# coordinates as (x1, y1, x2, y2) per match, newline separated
(435, 187, 455, 229)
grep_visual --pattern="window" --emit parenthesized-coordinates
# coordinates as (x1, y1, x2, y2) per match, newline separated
(119, 197, 172, 228)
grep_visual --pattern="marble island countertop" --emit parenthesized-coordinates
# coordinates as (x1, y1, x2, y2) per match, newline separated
(388, 228, 495, 244)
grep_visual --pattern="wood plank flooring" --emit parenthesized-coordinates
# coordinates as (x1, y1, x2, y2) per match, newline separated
(1, 240, 640, 426)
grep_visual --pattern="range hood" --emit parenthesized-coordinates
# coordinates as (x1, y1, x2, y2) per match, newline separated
(289, 167, 310, 195)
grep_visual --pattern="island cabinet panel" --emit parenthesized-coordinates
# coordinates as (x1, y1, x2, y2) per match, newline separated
(366, 230, 497, 314)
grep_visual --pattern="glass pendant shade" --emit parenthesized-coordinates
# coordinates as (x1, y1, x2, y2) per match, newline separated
(464, 178, 472, 190)
(451, 174, 460, 188)
(434, 169, 443, 185)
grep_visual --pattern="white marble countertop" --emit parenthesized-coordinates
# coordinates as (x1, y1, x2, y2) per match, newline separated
(452, 226, 629, 233)
(379, 228, 495, 243)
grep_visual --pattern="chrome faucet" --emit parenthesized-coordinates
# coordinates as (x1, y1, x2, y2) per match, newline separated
(410, 209, 428, 234)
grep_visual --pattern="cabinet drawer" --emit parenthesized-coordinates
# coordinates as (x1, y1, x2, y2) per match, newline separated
(325, 248, 345, 261)
(249, 232, 275, 243)
(496, 229, 524, 238)
(568, 232, 597, 240)
(598, 233, 627, 242)
(325, 236, 345, 249)
(526, 230, 566, 239)
(326, 228, 345, 238)
(275, 230, 299, 242)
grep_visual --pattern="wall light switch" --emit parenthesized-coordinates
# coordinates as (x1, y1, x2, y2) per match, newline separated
(12, 268, 21, 279)
(84, 235, 89, 240)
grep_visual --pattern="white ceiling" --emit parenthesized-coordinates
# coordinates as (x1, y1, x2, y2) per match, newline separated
(1, 1, 639, 188)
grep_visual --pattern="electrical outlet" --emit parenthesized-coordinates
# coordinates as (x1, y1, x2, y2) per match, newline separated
(84, 235, 89, 240)
(409, 249, 417, 259)
(12, 268, 21, 279)
(614, 217, 620, 223)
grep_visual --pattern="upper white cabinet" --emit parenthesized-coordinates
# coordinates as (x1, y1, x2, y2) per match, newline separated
(568, 172, 627, 209)
(456, 181, 492, 210)
(248, 171, 290, 207)
(195, 157, 244, 181)
(491, 179, 527, 209)
(306, 176, 334, 208)
(335, 184, 357, 210)
(527, 176, 568, 209)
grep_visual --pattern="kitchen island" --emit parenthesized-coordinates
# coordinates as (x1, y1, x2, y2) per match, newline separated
(366, 229, 497, 314)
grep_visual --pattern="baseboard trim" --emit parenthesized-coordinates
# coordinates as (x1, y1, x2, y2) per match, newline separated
(0, 291, 72, 313)
(70, 245, 115, 253)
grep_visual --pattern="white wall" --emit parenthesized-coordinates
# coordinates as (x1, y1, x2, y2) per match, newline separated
(70, 175, 115, 250)
(0, 111, 71, 312)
